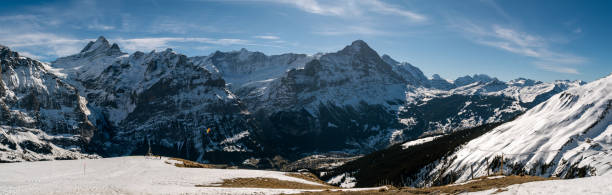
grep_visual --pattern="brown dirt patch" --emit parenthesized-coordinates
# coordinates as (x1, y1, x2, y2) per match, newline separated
(168, 157, 235, 169)
(196, 177, 333, 189)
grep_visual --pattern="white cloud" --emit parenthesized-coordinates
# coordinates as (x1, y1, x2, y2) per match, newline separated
(362, 0, 426, 22)
(450, 19, 586, 74)
(535, 62, 580, 74)
(262, 0, 426, 22)
(17, 51, 44, 60)
(114, 37, 251, 52)
(0, 31, 91, 59)
(88, 23, 115, 31)
(148, 17, 220, 34)
(276, 0, 348, 16)
(254, 35, 280, 40)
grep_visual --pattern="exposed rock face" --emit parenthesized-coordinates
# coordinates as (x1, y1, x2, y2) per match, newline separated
(0, 45, 98, 162)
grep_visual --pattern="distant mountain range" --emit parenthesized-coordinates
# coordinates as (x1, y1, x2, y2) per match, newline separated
(0, 36, 585, 164)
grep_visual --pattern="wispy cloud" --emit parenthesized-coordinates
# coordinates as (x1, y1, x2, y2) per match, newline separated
(362, 0, 426, 22)
(254, 35, 280, 40)
(258, 0, 426, 22)
(148, 17, 220, 34)
(451, 18, 586, 74)
(0, 31, 91, 59)
(88, 23, 115, 31)
(534, 62, 579, 74)
(115, 37, 251, 52)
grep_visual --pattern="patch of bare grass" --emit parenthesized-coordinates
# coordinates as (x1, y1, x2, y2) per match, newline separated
(286, 172, 335, 187)
(400, 175, 556, 194)
(298, 175, 555, 195)
(168, 157, 235, 169)
(196, 177, 332, 189)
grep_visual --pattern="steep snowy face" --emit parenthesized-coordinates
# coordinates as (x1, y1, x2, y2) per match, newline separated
(79, 48, 261, 163)
(415, 74, 612, 185)
(381, 54, 429, 86)
(189, 49, 312, 90)
(52, 36, 126, 81)
(255, 40, 412, 110)
(240, 40, 431, 156)
(0, 45, 97, 162)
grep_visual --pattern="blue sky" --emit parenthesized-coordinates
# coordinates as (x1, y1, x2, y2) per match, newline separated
(0, 0, 610, 82)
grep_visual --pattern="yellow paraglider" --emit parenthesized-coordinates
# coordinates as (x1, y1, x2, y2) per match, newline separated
(206, 128, 211, 134)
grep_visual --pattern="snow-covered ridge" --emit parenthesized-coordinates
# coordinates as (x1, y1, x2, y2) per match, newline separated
(416, 73, 612, 185)
(401, 135, 443, 149)
(52, 36, 126, 80)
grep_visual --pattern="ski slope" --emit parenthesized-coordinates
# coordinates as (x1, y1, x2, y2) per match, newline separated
(0, 156, 383, 194)
(469, 174, 612, 195)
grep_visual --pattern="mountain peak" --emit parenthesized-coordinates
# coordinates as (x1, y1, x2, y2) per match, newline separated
(96, 35, 108, 42)
(338, 40, 379, 58)
(0, 44, 19, 59)
(432, 74, 444, 80)
(351, 39, 368, 47)
(79, 36, 122, 55)
(345, 40, 371, 51)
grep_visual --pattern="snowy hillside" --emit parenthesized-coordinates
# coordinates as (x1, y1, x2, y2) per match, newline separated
(414, 73, 612, 186)
(0, 156, 385, 195)
(471, 174, 612, 195)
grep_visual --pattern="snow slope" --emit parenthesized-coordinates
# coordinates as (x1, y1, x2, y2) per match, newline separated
(416, 73, 612, 185)
(0, 156, 384, 195)
(469, 174, 612, 195)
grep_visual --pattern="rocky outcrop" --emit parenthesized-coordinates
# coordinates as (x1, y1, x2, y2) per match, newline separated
(0, 45, 98, 162)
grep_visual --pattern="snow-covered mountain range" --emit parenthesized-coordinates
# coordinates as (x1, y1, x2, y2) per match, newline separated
(189, 40, 583, 157)
(0, 37, 585, 163)
(410, 73, 612, 186)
